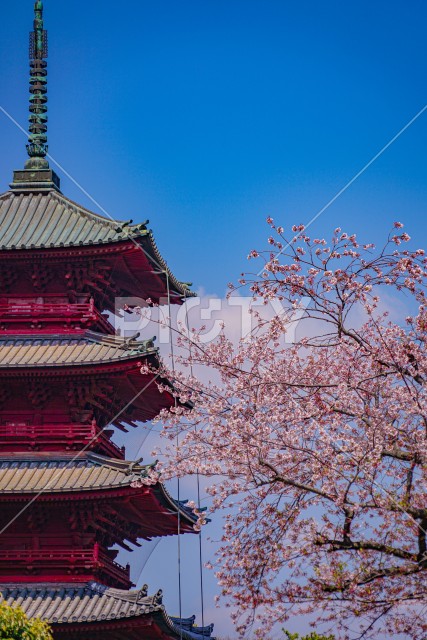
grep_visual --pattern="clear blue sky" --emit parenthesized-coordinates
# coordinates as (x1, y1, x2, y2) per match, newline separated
(1, 1, 427, 636)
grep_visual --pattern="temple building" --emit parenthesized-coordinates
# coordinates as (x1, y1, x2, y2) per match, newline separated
(0, 3, 214, 639)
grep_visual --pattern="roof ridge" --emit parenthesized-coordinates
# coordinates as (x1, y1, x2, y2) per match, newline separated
(50, 191, 125, 229)
(0, 582, 163, 607)
(0, 334, 84, 343)
(0, 452, 86, 460)
(84, 329, 156, 351)
(49, 192, 152, 240)
(86, 451, 148, 473)
(0, 452, 146, 470)
(0, 452, 152, 475)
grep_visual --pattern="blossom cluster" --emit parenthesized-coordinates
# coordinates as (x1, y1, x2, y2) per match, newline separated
(151, 223, 427, 639)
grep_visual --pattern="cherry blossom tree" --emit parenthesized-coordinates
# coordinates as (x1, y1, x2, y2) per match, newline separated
(150, 222, 427, 639)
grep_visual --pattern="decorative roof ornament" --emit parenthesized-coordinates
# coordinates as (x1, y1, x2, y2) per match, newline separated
(10, 0, 60, 191)
(26, 0, 49, 169)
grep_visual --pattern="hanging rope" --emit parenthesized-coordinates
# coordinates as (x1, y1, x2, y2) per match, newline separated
(183, 289, 206, 630)
(166, 269, 183, 640)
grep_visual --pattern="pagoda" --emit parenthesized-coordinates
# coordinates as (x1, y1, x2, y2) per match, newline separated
(0, 3, 214, 639)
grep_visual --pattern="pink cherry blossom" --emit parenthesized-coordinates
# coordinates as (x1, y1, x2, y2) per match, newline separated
(150, 223, 427, 639)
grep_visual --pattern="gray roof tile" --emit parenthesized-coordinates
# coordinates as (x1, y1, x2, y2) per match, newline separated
(0, 330, 155, 369)
(0, 191, 137, 249)
(0, 452, 153, 493)
(0, 582, 215, 639)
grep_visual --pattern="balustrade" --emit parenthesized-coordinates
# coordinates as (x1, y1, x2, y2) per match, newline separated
(0, 422, 124, 457)
(0, 301, 113, 332)
(0, 543, 130, 585)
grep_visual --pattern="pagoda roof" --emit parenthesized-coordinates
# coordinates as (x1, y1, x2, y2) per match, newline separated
(0, 582, 215, 640)
(0, 451, 187, 505)
(0, 190, 145, 249)
(0, 452, 200, 539)
(0, 452, 157, 493)
(0, 189, 193, 299)
(0, 330, 155, 369)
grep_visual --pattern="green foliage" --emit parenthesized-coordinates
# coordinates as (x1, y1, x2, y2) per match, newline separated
(0, 600, 53, 640)
(283, 631, 335, 640)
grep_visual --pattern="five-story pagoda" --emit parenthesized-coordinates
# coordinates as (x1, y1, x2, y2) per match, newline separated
(0, 3, 214, 639)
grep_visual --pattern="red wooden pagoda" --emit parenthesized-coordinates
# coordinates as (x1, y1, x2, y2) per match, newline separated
(0, 3, 214, 639)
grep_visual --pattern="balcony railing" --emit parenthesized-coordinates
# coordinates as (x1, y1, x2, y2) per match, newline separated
(95, 544, 131, 585)
(0, 543, 130, 586)
(0, 422, 124, 458)
(0, 301, 113, 332)
(0, 548, 93, 564)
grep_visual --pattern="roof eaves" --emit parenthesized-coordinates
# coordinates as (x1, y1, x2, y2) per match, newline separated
(156, 483, 198, 527)
(0, 583, 215, 638)
(142, 231, 196, 299)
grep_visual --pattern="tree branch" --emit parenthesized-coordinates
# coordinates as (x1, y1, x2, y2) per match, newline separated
(314, 536, 417, 562)
(258, 458, 335, 501)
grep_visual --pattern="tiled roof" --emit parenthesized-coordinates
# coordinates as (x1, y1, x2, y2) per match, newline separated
(0, 452, 196, 526)
(0, 190, 147, 250)
(0, 330, 155, 369)
(0, 452, 153, 493)
(0, 582, 215, 639)
(0, 189, 193, 297)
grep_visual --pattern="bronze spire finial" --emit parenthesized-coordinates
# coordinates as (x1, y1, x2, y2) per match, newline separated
(10, 1, 60, 191)
(26, 0, 49, 169)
